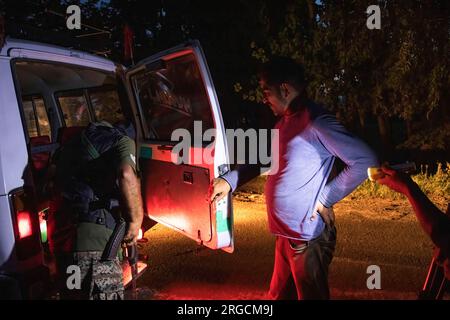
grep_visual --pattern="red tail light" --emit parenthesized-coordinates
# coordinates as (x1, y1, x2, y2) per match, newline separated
(17, 211, 33, 239)
(9, 188, 42, 260)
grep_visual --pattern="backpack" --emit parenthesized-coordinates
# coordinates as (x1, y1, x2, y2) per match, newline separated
(52, 122, 127, 229)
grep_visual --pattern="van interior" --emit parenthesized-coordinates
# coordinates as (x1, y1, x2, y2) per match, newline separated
(13, 61, 129, 193)
(14, 60, 126, 138)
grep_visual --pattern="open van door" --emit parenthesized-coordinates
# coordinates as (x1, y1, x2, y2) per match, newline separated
(126, 41, 233, 252)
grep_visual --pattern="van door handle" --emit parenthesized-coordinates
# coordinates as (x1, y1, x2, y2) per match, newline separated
(157, 144, 174, 151)
(183, 171, 193, 184)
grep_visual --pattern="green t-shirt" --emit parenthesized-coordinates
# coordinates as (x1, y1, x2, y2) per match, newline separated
(75, 123, 137, 252)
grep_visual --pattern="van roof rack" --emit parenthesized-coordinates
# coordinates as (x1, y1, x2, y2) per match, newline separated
(5, 22, 113, 58)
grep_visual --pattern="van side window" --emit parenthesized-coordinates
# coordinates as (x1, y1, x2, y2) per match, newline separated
(23, 100, 38, 137)
(58, 94, 91, 127)
(34, 98, 51, 137)
(89, 90, 125, 124)
(22, 96, 51, 140)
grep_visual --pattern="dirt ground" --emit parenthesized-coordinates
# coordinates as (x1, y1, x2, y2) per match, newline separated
(134, 192, 448, 300)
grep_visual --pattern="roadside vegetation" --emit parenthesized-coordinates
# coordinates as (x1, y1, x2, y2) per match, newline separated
(352, 162, 450, 204)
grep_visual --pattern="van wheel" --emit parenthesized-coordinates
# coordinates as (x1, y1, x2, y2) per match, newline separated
(0, 275, 23, 300)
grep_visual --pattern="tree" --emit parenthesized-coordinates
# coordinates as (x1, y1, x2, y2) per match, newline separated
(238, 0, 450, 163)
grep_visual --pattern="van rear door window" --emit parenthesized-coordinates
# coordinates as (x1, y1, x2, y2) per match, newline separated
(131, 53, 214, 142)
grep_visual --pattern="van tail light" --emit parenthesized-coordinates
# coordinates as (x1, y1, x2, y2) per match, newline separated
(17, 211, 33, 239)
(138, 228, 143, 240)
(9, 188, 42, 260)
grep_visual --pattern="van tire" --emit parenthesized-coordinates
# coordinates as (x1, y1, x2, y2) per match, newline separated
(0, 274, 23, 300)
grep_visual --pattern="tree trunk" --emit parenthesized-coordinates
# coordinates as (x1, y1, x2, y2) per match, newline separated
(377, 115, 392, 159)
(358, 109, 367, 138)
(405, 119, 413, 139)
(306, 0, 316, 22)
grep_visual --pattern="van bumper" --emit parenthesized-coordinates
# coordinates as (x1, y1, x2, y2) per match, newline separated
(0, 273, 22, 299)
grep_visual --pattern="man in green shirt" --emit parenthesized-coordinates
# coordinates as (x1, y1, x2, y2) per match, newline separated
(47, 121, 143, 300)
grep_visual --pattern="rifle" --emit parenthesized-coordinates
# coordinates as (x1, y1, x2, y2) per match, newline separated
(124, 243, 138, 299)
(101, 219, 141, 299)
(418, 203, 450, 300)
(418, 256, 448, 300)
(101, 218, 126, 261)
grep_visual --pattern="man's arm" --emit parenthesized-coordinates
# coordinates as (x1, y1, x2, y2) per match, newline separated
(119, 164, 144, 245)
(378, 166, 450, 250)
(113, 136, 144, 245)
(314, 114, 379, 208)
(210, 164, 261, 202)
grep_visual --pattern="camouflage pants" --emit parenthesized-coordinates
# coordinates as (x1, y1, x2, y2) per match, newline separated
(59, 251, 124, 300)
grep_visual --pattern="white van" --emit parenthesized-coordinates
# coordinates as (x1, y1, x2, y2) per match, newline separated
(0, 37, 233, 299)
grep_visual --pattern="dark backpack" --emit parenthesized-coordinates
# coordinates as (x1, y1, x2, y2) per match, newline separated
(53, 122, 127, 229)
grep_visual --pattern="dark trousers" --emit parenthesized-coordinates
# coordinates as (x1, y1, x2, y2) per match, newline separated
(268, 225, 337, 300)
(54, 251, 124, 300)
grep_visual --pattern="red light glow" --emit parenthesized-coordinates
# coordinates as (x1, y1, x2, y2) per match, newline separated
(17, 211, 33, 239)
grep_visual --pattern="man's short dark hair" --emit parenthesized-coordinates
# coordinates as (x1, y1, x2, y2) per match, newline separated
(258, 57, 306, 89)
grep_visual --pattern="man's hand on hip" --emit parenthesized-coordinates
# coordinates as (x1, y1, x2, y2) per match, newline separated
(210, 178, 231, 203)
(316, 202, 335, 227)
